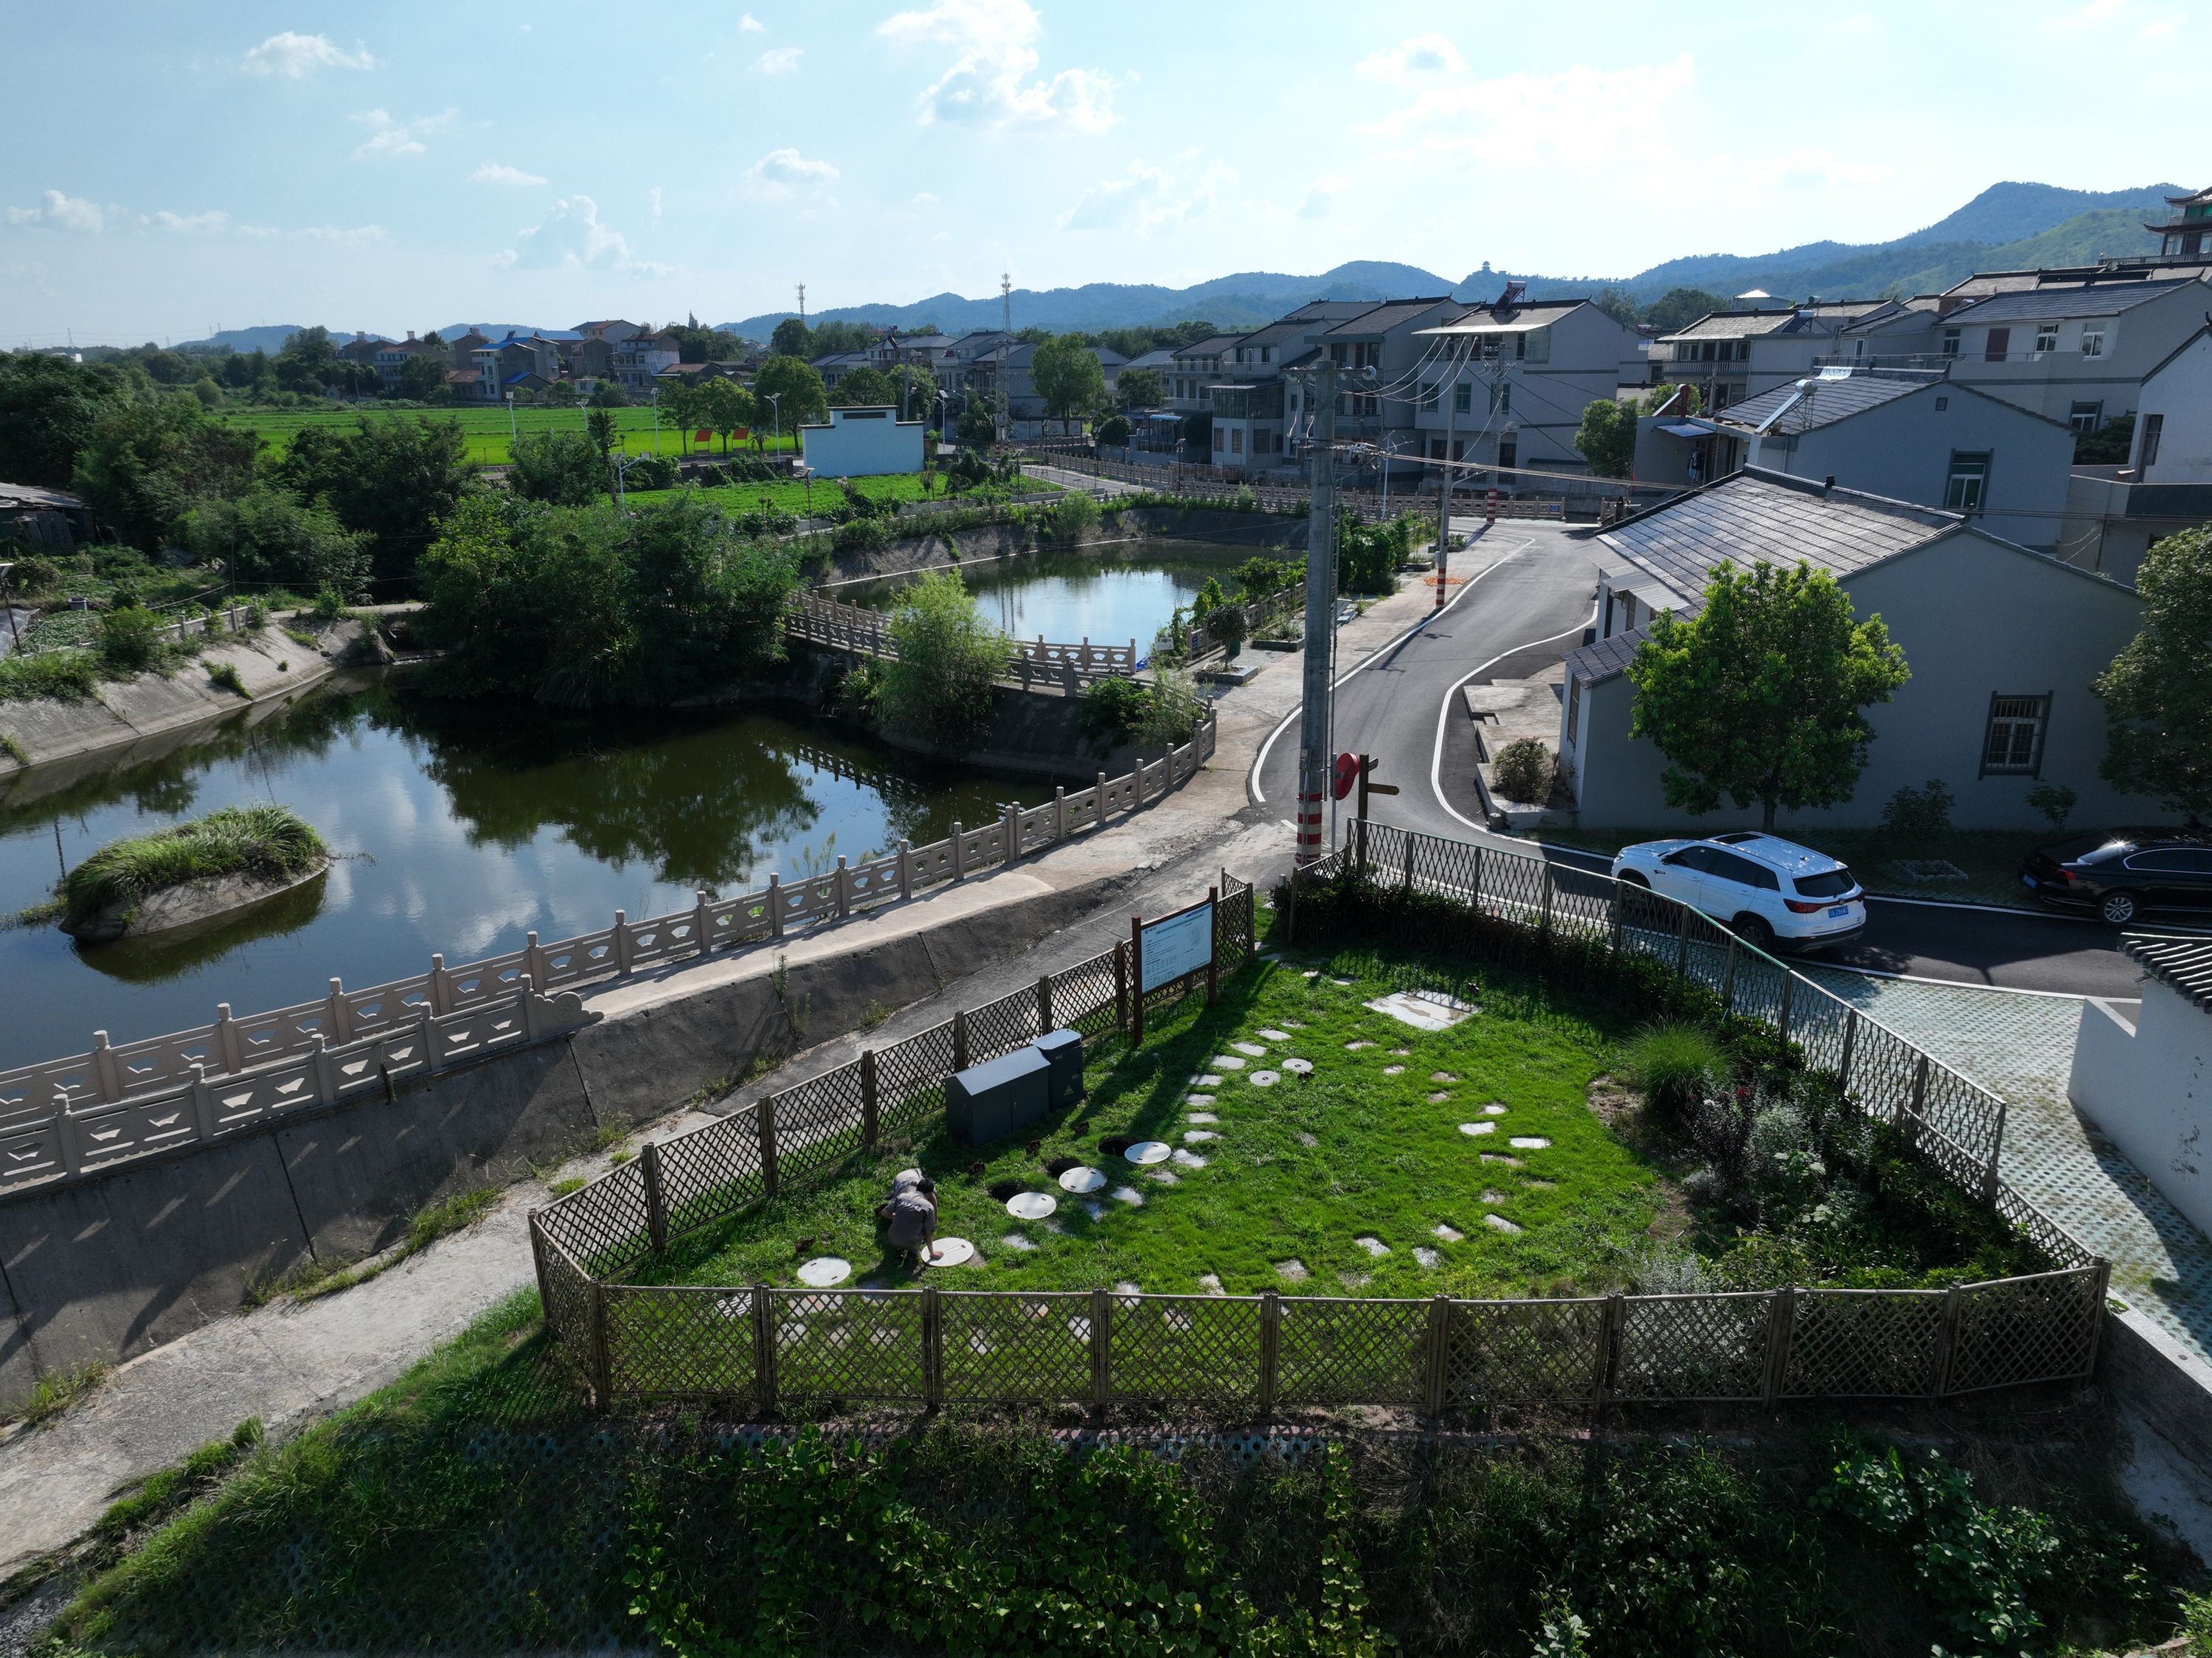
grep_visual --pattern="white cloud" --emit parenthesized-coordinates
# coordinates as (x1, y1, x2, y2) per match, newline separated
(755, 46, 803, 72)
(470, 162, 547, 186)
(912, 190, 940, 206)
(739, 11, 765, 29)
(152, 209, 230, 235)
(1061, 158, 1235, 232)
(1355, 52, 1697, 176)
(6, 190, 105, 232)
(876, 0, 1116, 133)
(238, 224, 281, 239)
(351, 108, 454, 160)
(295, 224, 386, 244)
(741, 147, 839, 201)
(1356, 33, 1467, 86)
(504, 195, 632, 268)
(242, 31, 375, 76)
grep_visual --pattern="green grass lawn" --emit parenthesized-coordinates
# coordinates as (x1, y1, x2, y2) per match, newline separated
(672, 471, 1060, 519)
(218, 405, 804, 466)
(1533, 824, 2063, 910)
(639, 950, 1659, 1301)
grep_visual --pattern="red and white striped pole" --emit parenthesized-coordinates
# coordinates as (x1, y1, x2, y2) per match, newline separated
(1294, 360, 1338, 864)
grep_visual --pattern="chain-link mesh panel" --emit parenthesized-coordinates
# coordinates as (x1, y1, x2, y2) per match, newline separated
(1274, 1297, 1426, 1407)
(1108, 1294, 1262, 1410)
(939, 1290, 1094, 1403)
(877, 1019, 955, 1131)
(771, 1062, 866, 1187)
(1049, 949, 1121, 1036)
(967, 984, 1043, 1065)
(1947, 1269, 2102, 1393)
(605, 1286, 758, 1403)
(535, 1160, 653, 1280)
(1445, 1299, 1606, 1406)
(767, 1288, 928, 1401)
(656, 1110, 767, 1239)
(1779, 1288, 1947, 1397)
(1613, 1294, 1772, 1401)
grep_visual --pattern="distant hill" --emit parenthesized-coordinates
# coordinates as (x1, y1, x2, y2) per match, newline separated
(728, 179, 2185, 342)
(176, 325, 355, 354)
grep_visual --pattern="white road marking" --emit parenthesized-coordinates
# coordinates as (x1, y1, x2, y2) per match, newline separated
(1426, 603, 1600, 833)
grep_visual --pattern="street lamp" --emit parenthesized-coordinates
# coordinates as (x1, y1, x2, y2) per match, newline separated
(504, 392, 517, 445)
(765, 392, 783, 459)
(1378, 433, 1415, 517)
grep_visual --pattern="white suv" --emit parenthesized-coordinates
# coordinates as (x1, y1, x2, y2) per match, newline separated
(1610, 831, 1866, 954)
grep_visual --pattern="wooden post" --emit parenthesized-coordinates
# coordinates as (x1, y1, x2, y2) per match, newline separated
(1244, 874, 1256, 960)
(1469, 844, 1484, 912)
(1090, 1286, 1112, 1411)
(1422, 1294, 1453, 1418)
(1907, 1054, 1930, 1146)
(1037, 974, 1054, 1037)
(1983, 1095, 2008, 1202)
(1130, 916, 1146, 1046)
(759, 1097, 780, 1194)
(1934, 1283, 1964, 1396)
(1593, 1292, 1626, 1409)
(922, 1284, 944, 1411)
(1761, 1287, 1797, 1404)
(642, 1140, 669, 1253)
(861, 1050, 880, 1149)
(1539, 865, 1556, 935)
(753, 1283, 779, 1417)
(953, 1009, 970, 1072)
(1401, 830, 1415, 893)
(591, 1281, 614, 1407)
(1113, 941, 1129, 1031)
(1838, 1009, 1860, 1095)
(1256, 1291, 1281, 1418)
(1206, 887, 1219, 1005)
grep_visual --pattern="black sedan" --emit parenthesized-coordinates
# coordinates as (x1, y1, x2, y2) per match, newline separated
(2020, 830, 2212, 925)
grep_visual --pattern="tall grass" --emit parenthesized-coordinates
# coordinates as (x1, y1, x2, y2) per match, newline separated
(0, 649, 102, 704)
(61, 805, 326, 931)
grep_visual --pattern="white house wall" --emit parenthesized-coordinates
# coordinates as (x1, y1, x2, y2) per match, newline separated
(799, 409, 925, 478)
(2138, 333, 2212, 484)
(2069, 985, 2212, 1238)
(1564, 530, 2158, 830)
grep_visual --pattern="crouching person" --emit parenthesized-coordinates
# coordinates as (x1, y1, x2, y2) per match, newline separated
(877, 1168, 938, 1269)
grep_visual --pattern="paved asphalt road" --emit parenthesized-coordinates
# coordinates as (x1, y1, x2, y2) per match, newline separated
(1247, 521, 2157, 1002)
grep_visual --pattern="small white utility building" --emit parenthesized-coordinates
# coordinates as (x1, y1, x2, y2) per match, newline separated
(2071, 936, 2212, 1236)
(799, 406, 925, 478)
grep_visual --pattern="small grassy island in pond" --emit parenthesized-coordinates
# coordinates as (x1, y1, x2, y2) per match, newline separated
(60, 805, 328, 943)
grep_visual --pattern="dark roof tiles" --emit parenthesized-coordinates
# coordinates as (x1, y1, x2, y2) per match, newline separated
(2126, 934, 2212, 1011)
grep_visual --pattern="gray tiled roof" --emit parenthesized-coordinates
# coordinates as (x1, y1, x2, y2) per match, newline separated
(1173, 334, 1242, 359)
(2126, 934, 2212, 1010)
(1562, 625, 1647, 685)
(1321, 299, 1454, 336)
(1714, 372, 1930, 435)
(1661, 301, 1887, 342)
(1944, 280, 2197, 325)
(1237, 316, 1324, 348)
(1601, 468, 1955, 614)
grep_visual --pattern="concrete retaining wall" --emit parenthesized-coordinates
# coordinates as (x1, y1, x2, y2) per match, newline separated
(0, 876, 1116, 1414)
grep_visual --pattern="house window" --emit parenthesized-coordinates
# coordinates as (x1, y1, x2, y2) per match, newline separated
(2034, 325, 2058, 355)
(2069, 400, 2104, 434)
(1453, 384, 1472, 414)
(1941, 327, 1961, 357)
(1565, 676, 1580, 743)
(1230, 428, 1243, 455)
(1618, 592, 1638, 631)
(1933, 396, 1949, 412)
(2081, 329, 2105, 358)
(2140, 412, 2165, 469)
(1983, 327, 2011, 362)
(1945, 452, 1990, 511)
(1980, 695, 2048, 776)
(1418, 382, 1439, 411)
(1213, 426, 1225, 453)
(1498, 436, 1517, 471)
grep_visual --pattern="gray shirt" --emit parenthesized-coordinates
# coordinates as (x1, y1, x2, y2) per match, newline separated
(886, 1189, 937, 1251)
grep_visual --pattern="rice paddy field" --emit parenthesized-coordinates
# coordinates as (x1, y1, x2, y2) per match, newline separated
(217, 404, 804, 465)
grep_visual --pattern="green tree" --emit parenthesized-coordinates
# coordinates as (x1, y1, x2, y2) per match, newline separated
(751, 355, 827, 436)
(1590, 285, 1641, 328)
(811, 319, 881, 356)
(698, 377, 756, 454)
(769, 316, 812, 359)
(0, 352, 124, 488)
(2074, 412, 2136, 465)
(1643, 288, 1733, 335)
(72, 397, 258, 550)
(1573, 397, 1639, 479)
(1031, 336, 1106, 420)
(1116, 367, 1164, 410)
(657, 379, 705, 455)
(274, 415, 477, 586)
(544, 380, 580, 409)
(394, 352, 452, 402)
(1626, 560, 1910, 831)
(273, 326, 366, 395)
(587, 407, 620, 484)
(956, 393, 1001, 450)
(830, 366, 897, 407)
(588, 379, 630, 408)
(175, 485, 371, 594)
(877, 571, 1010, 749)
(506, 431, 603, 507)
(2096, 524, 2212, 822)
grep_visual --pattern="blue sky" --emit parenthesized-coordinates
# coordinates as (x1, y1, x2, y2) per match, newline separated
(1, 0, 2199, 345)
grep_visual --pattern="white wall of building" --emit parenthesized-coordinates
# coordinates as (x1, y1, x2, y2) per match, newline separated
(2070, 984, 2212, 1237)
(799, 408, 925, 478)
(2138, 330, 2212, 483)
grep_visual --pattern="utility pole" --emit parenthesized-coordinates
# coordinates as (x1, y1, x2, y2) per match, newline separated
(796, 282, 806, 324)
(1435, 343, 1464, 611)
(1001, 273, 1012, 334)
(1294, 361, 1338, 864)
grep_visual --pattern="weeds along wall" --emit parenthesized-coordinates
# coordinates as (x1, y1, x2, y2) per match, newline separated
(532, 842, 2108, 1416)
(0, 715, 1218, 1199)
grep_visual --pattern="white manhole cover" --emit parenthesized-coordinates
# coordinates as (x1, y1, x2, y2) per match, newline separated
(1250, 1070, 1280, 1087)
(1282, 1058, 1313, 1075)
(928, 1236, 977, 1266)
(1006, 1191, 1057, 1220)
(1124, 1140, 1172, 1165)
(796, 1257, 851, 1288)
(1059, 1165, 1107, 1193)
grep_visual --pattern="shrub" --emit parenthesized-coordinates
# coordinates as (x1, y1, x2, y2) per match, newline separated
(876, 571, 1010, 749)
(2025, 782, 2076, 831)
(1492, 738, 1555, 804)
(830, 516, 891, 553)
(1621, 1021, 1728, 1124)
(835, 659, 880, 721)
(1135, 667, 1204, 748)
(1078, 674, 1150, 746)
(206, 661, 247, 696)
(1050, 490, 1100, 541)
(1881, 777, 1954, 836)
(6, 554, 62, 594)
(310, 584, 349, 622)
(1204, 600, 1248, 651)
(624, 454, 679, 491)
(97, 606, 167, 673)
(0, 650, 101, 704)
(61, 805, 325, 931)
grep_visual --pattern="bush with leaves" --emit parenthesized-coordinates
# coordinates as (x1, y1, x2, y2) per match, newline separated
(1050, 489, 1099, 541)
(97, 605, 170, 674)
(504, 431, 603, 507)
(1880, 777, 1954, 836)
(874, 571, 1010, 749)
(175, 485, 370, 597)
(2025, 781, 2076, 831)
(1621, 1021, 1727, 1124)
(1492, 738, 1555, 804)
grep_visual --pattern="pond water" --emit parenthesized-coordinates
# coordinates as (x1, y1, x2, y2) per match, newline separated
(0, 681, 1056, 1069)
(846, 538, 1284, 657)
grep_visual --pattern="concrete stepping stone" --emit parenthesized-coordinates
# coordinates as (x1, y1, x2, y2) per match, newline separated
(927, 1237, 978, 1266)
(1083, 1199, 1105, 1221)
(1354, 1235, 1390, 1258)
(1044, 1217, 1070, 1233)
(1482, 1213, 1523, 1235)
(1526, 1178, 1557, 1190)
(1391, 1048, 1411, 1057)
(1112, 1186, 1144, 1206)
(1251, 1071, 1280, 1087)
(1006, 1191, 1057, 1220)
(1124, 1140, 1172, 1165)
(1382, 1065, 1405, 1076)
(1116, 1280, 1142, 1296)
(1189, 1073, 1223, 1087)
(1211, 1055, 1248, 1069)
(1186, 1093, 1217, 1108)
(1480, 1154, 1523, 1168)
(1060, 1165, 1108, 1193)
(1509, 1137, 1551, 1151)
(1414, 1246, 1440, 1269)
(1258, 1028, 1293, 1042)
(1345, 1040, 1375, 1050)
(1172, 1148, 1208, 1168)
(797, 1256, 852, 1288)
(1281, 1021, 1305, 1029)
(1148, 1167, 1180, 1184)
(1186, 1111, 1219, 1124)
(1483, 1103, 1507, 1116)
(1198, 1274, 1225, 1296)
(1303, 969, 1321, 979)
(1282, 1058, 1313, 1075)
(1183, 1128, 1218, 1142)
(1431, 1072, 1458, 1083)
(1000, 1232, 1037, 1252)
(1428, 1091, 1451, 1103)
(1459, 1121, 1495, 1137)
(1232, 1041, 1269, 1058)
(1433, 1224, 1464, 1242)
(1331, 977, 1354, 986)
(1481, 1190, 1506, 1206)
(1275, 1259, 1308, 1282)
(1338, 1271, 1370, 1288)
(1296, 1131, 1319, 1148)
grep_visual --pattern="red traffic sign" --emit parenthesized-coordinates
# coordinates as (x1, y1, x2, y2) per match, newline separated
(1333, 752, 1359, 800)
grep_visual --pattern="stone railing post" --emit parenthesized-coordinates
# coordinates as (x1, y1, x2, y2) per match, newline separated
(1054, 786, 1067, 842)
(55, 1092, 83, 1176)
(897, 839, 912, 901)
(950, 822, 964, 881)
(91, 1032, 121, 1103)
(1002, 802, 1020, 861)
(420, 1008, 445, 1073)
(326, 977, 353, 1044)
(188, 1064, 218, 1140)
(835, 856, 850, 919)
(612, 915, 634, 974)
(521, 974, 542, 1041)
(1096, 771, 1109, 824)
(215, 1004, 244, 1074)
(312, 1035, 338, 1105)
(430, 954, 454, 1016)
(765, 878, 782, 940)
(694, 889, 714, 959)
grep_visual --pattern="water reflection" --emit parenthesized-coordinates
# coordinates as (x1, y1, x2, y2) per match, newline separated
(74, 870, 330, 984)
